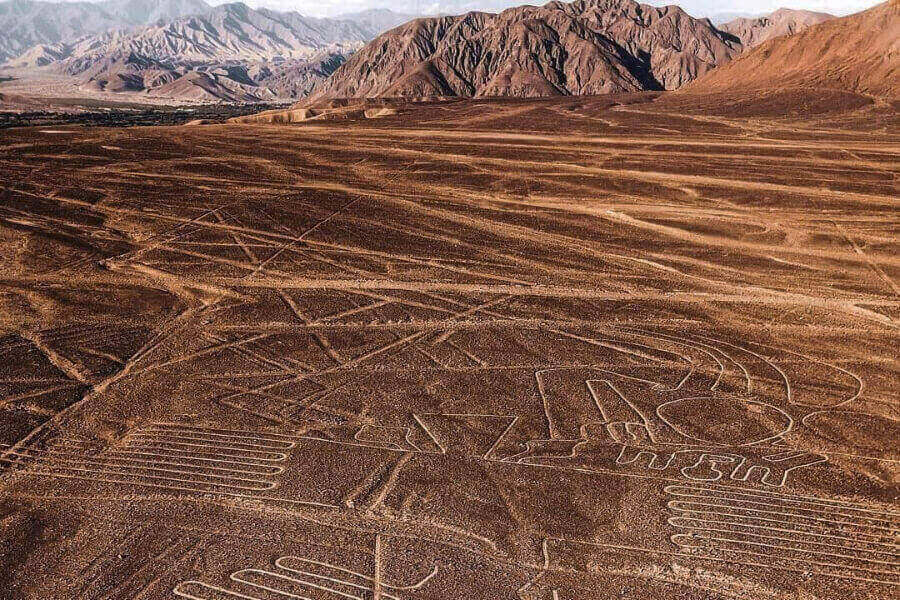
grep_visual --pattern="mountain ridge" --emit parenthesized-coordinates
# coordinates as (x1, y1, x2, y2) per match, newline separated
(1, 1, 864, 104)
(3, 2, 394, 102)
(0, 0, 210, 62)
(719, 7, 834, 49)
(312, 0, 744, 99)
(686, 0, 899, 99)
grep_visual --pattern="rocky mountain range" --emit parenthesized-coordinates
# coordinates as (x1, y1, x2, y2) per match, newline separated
(719, 7, 833, 49)
(0, 0, 851, 103)
(313, 0, 748, 99)
(687, 0, 898, 99)
(3, 2, 404, 102)
(0, 0, 210, 62)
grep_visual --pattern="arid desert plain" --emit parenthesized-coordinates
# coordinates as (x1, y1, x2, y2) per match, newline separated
(0, 93, 898, 599)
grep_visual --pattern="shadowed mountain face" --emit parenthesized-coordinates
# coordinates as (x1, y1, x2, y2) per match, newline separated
(719, 7, 834, 49)
(313, 0, 743, 99)
(4, 2, 393, 102)
(687, 0, 899, 99)
(0, 0, 210, 62)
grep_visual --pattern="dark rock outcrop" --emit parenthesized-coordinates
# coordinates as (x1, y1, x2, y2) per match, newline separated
(313, 0, 743, 99)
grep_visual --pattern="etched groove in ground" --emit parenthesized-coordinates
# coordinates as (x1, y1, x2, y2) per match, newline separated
(666, 484, 900, 584)
(8, 423, 297, 495)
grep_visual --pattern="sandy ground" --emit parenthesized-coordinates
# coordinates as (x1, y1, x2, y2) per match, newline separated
(0, 68, 216, 108)
(0, 92, 897, 599)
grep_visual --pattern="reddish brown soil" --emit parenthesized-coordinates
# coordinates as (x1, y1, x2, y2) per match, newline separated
(685, 0, 899, 99)
(0, 93, 897, 599)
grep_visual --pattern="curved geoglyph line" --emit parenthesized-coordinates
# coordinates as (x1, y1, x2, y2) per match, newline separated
(14, 422, 297, 496)
(140, 422, 298, 447)
(174, 554, 438, 600)
(276, 556, 438, 591)
(518, 324, 876, 488)
(666, 483, 900, 518)
(610, 327, 745, 393)
(665, 484, 900, 585)
(599, 326, 868, 454)
(615, 326, 865, 414)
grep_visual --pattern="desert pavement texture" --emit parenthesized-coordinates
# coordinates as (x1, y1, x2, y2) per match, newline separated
(0, 92, 898, 598)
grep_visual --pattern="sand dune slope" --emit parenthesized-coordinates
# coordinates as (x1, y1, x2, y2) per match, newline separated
(686, 0, 899, 98)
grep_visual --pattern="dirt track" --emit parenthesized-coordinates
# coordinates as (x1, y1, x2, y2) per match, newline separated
(0, 93, 898, 599)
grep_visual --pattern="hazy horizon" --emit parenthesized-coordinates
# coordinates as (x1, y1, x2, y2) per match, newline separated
(19, 0, 885, 18)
